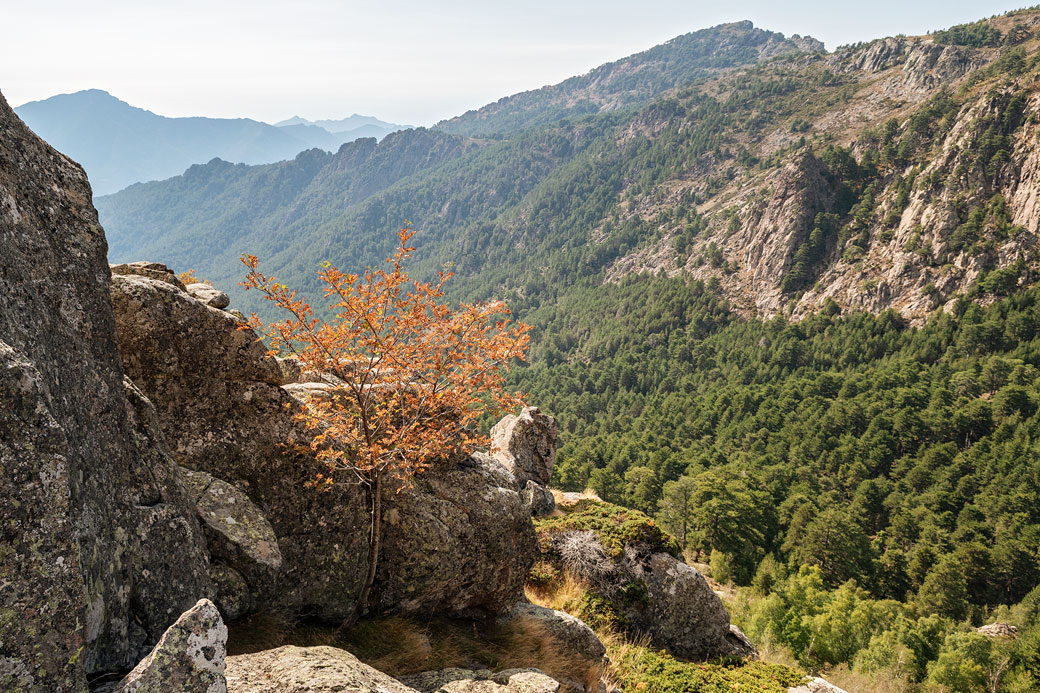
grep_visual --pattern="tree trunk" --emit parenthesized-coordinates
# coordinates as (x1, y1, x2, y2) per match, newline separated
(338, 471, 382, 633)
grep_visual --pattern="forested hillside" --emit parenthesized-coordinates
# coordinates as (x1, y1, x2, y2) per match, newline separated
(93, 11, 1040, 688)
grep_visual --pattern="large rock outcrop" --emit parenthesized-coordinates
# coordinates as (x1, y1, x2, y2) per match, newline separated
(492, 407, 558, 487)
(110, 269, 369, 620)
(0, 90, 212, 690)
(110, 266, 540, 621)
(616, 547, 744, 660)
(109, 266, 368, 616)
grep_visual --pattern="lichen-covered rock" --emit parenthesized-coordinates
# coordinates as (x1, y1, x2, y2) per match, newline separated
(111, 272, 370, 621)
(185, 282, 230, 309)
(491, 407, 558, 487)
(1, 90, 212, 688)
(111, 273, 283, 385)
(0, 342, 87, 692)
(113, 599, 227, 693)
(225, 645, 417, 693)
(521, 481, 556, 518)
(619, 549, 736, 660)
(501, 603, 606, 672)
(401, 667, 560, 693)
(180, 467, 282, 569)
(208, 564, 253, 622)
(121, 379, 216, 649)
(378, 452, 538, 617)
(274, 356, 303, 384)
(179, 467, 282, 619)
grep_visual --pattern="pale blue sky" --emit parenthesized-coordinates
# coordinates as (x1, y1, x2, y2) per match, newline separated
(0, 0, 1029, 125)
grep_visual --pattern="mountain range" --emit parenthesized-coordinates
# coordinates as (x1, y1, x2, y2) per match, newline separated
(95, 14, 1040, 324)
(14, 89, 408, 194)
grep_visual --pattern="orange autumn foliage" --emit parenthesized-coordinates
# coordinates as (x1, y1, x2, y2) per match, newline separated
(240, 225, 530, 626)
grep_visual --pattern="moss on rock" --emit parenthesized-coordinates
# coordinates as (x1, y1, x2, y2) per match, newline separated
(534, 500, 681, 559)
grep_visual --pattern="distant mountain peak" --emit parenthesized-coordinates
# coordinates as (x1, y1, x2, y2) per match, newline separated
(273, 114, 411, 134)
(14, 94, 410, 194)
(434, 20, 823, 137)
(273, 115, 310, 127)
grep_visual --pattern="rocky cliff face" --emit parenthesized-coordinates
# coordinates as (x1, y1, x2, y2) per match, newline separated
(0, 90, 212, 689)
(600, 14, 1040, 323)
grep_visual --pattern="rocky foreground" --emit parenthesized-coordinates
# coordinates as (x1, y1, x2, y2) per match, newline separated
(0, 90, 830, 691)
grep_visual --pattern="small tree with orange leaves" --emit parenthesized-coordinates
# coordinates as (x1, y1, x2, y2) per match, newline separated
(240, 225, 529, 628)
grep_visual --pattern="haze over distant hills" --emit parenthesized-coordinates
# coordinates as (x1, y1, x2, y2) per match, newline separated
(14, 89, 408, 194)
(276, 114, 410, 135)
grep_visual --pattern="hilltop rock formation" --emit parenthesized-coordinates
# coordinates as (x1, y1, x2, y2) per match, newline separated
(492, 407, 558, 487)
(493, 407, 558, 518)
(0, 90, 212, 689)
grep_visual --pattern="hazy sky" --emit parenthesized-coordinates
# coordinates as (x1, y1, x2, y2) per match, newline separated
(0, 0, 1029, 126)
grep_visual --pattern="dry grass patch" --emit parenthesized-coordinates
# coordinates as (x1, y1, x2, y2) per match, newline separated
(227, 609, 601, 691)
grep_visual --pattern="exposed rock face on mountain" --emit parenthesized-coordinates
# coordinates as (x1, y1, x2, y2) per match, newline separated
(705, 152, 834, 315)
(0, 90, 213, 689)
(830, 36, 982, 92)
